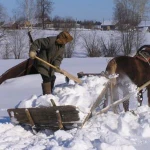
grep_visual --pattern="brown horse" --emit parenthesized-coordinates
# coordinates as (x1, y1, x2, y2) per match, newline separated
(105, 49, 150, 112)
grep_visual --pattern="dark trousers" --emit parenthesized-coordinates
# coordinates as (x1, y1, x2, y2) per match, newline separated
(41, 74, 56, 83)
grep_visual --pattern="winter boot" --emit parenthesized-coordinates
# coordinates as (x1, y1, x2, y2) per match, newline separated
(41, 82, 51, 95)
(51, 75, 56, 93)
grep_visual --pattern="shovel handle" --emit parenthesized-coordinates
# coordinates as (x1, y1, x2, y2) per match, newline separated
(35, 56, 62, 73)
(35, 56, 82, 84)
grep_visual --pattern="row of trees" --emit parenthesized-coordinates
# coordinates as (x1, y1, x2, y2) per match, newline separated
(67, 0, 150, 57)
(113, 0, 150, 55)
(0, 0, 150, 59)
(0, 1, 102, 30)
(61, 0, 150, 57)
(14, 0, 53, 29)
(0, 28, 145, 59)
(52, 16, 102, 30)
(0, 0, 53, 29)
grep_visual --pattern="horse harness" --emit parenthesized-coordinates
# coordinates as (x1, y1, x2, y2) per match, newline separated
(134, 46, 150, 104)
(134, 47, 150, 66)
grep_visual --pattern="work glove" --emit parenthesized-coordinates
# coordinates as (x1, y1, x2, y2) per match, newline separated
(29, 51, 36, 59)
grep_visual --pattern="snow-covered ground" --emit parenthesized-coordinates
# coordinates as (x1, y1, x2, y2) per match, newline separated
(1, 57, 150, 150)
(1, 29, 150, 149)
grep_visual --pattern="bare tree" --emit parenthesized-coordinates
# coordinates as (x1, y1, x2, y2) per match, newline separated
(134, 31, 145, 50)
(100, 36, 121, 57)
(64, 41, 74, 58)
(81, 31, 101, 57)
(0, 43, 12, 59)
(52, 16, 76, 31)
(62, 17, 76, 31)
(64, 29, 80, 58)
(0, 29, 10, 59)
(15, 0, 36, 22)
(52, 16, 62, 30)
(80, 20, 95, 29)
(36, 0, 53, 29)
(114, 0, 149, 55)
(0, 3, 7, 22)
(9, 30, 28, 59)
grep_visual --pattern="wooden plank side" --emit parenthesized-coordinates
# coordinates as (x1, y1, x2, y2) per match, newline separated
(96, 80, 150, 115)
(7, 105, 80, 129)
(8, 110, 79, 123)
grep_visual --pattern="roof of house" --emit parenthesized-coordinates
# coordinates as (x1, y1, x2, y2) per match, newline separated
(1, 21, 15, 27)
(101, 20, 116, 26)
(138, 21, 150, 27)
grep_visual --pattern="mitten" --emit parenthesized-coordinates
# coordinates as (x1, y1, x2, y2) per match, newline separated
(29, 51, 36, 59)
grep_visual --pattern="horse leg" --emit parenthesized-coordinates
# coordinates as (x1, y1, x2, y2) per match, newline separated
(120, 84, 129, 112)
(103, 87, 109, 108)
(123, 100, 129, 112)
(110, 83, 119, 113)
(147, 86, 150, 107)
(137, 90, 143, 107)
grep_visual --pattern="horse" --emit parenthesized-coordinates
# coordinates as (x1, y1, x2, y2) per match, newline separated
(105, 46, 150, 112)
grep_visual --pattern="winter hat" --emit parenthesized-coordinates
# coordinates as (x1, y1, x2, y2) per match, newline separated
(55, 31, 73, 45)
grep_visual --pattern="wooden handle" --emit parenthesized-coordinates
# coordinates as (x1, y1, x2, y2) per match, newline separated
(137, 80, 150, 91)
(96, 79, 150, 115)
(35, 56, 82, 84)
(35, 56, 62, 72)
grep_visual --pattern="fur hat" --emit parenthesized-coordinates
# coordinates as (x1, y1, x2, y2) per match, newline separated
(55, 31, 73, 45)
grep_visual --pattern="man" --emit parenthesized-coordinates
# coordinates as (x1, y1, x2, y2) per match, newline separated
(29, 31, 73, 95)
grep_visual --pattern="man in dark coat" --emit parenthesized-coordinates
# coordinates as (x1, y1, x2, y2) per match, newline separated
(29, 31, 73, 95)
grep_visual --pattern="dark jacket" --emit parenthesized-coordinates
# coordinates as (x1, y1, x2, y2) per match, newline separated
(29, 36, 65, 77)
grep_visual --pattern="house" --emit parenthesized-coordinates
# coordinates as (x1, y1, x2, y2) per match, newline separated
(18, 21, 32, 29)
(137, 21, 150, 32)
(93, 22, 102, 30)
(44, 19, 54, 29)
(1, 21, 19, 29)
(101, 20, 116, 30)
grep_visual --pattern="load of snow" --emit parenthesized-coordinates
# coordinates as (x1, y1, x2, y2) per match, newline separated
(16, 76, 109, 122)
(1, 63, 150, 149)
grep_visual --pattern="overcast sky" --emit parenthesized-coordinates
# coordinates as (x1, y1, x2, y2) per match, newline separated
(0, 0, 114, 21)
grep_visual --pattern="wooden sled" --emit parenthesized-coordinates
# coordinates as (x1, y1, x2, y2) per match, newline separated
(7, 82, 110, 131)
(7, 105, 80, 131)
(0, 58, 38, 84)
(7, 72, 110, 131)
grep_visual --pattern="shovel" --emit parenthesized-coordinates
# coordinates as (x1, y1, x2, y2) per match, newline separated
(28, 31, 82, 84)
(35, 56, 82, 84)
